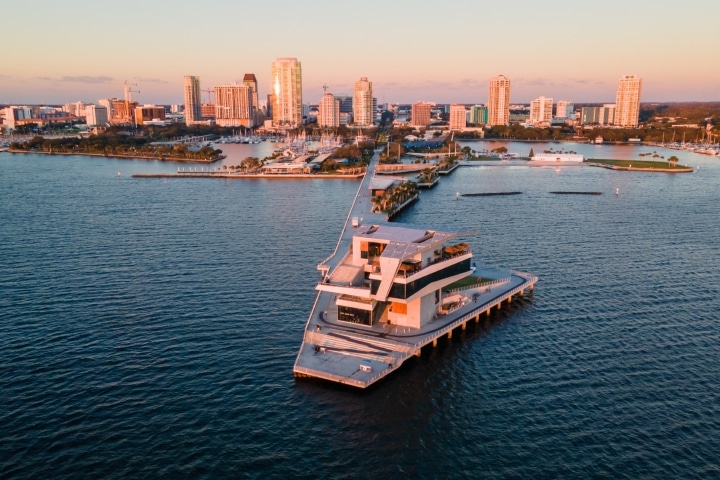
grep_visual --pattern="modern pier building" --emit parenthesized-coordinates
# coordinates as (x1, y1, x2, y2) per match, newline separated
(294, 150, 537, 388)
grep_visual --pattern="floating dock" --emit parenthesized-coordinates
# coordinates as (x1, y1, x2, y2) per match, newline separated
(293, 149, 537, 388)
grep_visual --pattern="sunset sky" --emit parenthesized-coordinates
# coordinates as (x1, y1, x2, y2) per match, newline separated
(2, 0, 718, 106)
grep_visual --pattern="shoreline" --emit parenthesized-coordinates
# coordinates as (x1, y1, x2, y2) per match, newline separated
(132, 172, 364, 179)
(7, 149, 225, 164)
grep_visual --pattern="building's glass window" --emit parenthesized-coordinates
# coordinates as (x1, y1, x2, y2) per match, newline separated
(338, 306, 372, 326)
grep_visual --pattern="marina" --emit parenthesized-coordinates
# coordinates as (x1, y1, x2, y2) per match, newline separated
(293, 149, 537, 388)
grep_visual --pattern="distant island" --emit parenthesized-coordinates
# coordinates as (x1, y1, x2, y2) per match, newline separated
(585, 158, 693, 173)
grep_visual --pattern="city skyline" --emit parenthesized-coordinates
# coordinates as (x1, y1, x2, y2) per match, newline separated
(2, 0, 719, 105)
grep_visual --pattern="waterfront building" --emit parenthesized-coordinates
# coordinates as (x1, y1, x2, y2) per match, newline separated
(488, 75, 511, 126)
(353, 77, 373, 126)
(271, 57, 303, 127)
(581, 104, 616, 125)
(449, 104, 467, 130)
(318, 92, 340, 127)
(214, 83, 255, 127)
(83, 105, 108, 127)
(243, 74, 259, 125)
(529, 97, 553, 125)
(183, 75, 202, 125)
(615, 75, 642, 127)
(411, 102, 433, 128)
(317, 224, 475, 328)
(469, 105, 488, 125)
(555, 100, 574, 120)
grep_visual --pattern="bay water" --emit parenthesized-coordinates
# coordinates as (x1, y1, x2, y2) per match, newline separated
(1, 143, 719, 478)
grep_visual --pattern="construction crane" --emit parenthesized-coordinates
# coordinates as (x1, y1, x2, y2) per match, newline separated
(123, 80, 140, 124)
(201, 88, 215, 104)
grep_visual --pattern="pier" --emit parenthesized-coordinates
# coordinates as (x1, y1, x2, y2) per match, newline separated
(293, 149, 537, 388)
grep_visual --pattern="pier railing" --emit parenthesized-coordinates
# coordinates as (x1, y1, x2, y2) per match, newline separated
(446, 277, 510, 294)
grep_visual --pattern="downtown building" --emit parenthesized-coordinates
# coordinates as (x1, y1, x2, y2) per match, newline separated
(243, 73, 260, 125)
(581, 104, 616, 125)
(449, 104, 467, 130)
(470, 105, 488, 125)
(353, 76, 373, 126)
(184, 75, 202, 125)
(318, 92, 340, 127)
(83, 105, 109, 127)
(411, 102, 433, 128)
(529, 96, 553, 125)
(214, 83, 255, 127)
(270, 57, 303, 127)
(555, 100, 575, 121)
(488, 75, 511, 126)
(614, 75, 642, 127)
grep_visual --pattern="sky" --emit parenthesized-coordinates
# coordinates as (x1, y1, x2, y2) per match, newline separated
(2, 0, 719, 106)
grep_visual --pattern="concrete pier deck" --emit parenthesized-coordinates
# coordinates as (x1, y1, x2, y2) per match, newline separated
(293, 149, 538, 388)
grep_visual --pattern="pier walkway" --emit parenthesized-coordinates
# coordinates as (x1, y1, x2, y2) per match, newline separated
(293, 150, 537, 388)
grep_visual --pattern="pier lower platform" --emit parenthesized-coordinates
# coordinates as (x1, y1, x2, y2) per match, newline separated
(294, 268, 537, 388)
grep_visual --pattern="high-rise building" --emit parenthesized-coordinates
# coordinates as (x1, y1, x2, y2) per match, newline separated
(614, 75, 642, 127)
(271, 57, 303, 127)
(555, 100, 574, 119)
(243, 74, 259, 125)
(184, 75, 202, 125)
(488, 75, 511, 126)
(449, 104, 467, 130)
(318, 92, 340, 127)
(411, 102, 432, 127)
(529, 96, 553, 124)
(353, 76, 373, 126)
(214, 83, 254, 127)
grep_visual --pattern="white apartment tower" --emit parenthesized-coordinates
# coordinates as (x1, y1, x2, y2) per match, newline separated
(214, 83, 255, 127)
(318, 92, 340, 127)
(555, 100, 574, 119)
(271, 57, 303, 127)
(529, 97, 553, 124)
(183, 75, 202, 125)
(615, 75, 642, 127)
(353, 76, 373, 126)
(488, 75, 511, 126)
(449, 104, 467, 130)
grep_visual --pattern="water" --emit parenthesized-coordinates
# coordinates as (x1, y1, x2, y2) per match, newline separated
(1, 144, 719, 479)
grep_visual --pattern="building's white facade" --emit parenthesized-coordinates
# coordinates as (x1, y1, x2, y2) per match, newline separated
(63, 102, 86, 117)
(555, 100, 574, 120)
(615, 75, 642, 127)
(271, 57, 303, 127)
(316, 224, 474, 329)
(318, 93, 340, 127)
(83, 105, 109, 126)
(353, 76, 373, 126)
(488, 75, 511, 126)
(2, 106, 32, 130)
(183, 75, 202, 125)
(214, 83, 255, 127)
(529, 96, 553, 124)
(449, 104, 467, 130)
